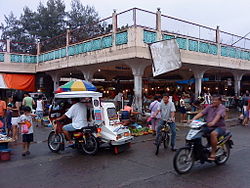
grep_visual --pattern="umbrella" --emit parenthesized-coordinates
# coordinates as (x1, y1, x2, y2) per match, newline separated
(55, 80, 96, 93)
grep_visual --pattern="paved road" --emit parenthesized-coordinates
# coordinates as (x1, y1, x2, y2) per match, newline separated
(1, 125, 250, 188)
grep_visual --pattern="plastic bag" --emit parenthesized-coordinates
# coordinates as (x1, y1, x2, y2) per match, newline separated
(21, 124, 29, 134)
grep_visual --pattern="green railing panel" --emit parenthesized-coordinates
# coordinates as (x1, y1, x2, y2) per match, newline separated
(189, 40, 198, 52)
(228, 47, 236, 58)
(84, 41, 92, 52)
(199, 42, 209, 53)
(74, 45, 80, 55)
(162, 34, 175, 40)
(241, 51, 248, 60)
(68, 46, 75, 56)
(11, 54, 22, 63)
(235, 49, 241, 59)
(92, 39, 102, 51)
(0, 53, 4, 62)
(208, 44, 218, 55)
(143, 30, 156, 44)
(61, 48, 66, 58)
(176, 37, 187, 50)
(102, 35, 112, 48)
(55, 50, 60, 59)
(23, 55, 37, 63)
(221, 46, 228, 57)
(116, 31, 128, 45)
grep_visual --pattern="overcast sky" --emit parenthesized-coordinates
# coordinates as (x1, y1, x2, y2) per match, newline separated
(0, 0, 250, 37)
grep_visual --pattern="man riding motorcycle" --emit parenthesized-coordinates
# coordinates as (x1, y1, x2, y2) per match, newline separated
(56, 98, 88, 144)
(191, 95, 226, 160)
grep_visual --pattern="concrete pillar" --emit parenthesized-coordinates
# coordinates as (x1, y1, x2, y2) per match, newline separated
(133, 8, 137, 27)
(233, 71, 244, 96)
(36, 40, 40, 64)
(6, 39, 10, 53)
(5, 38, 11, 63)
(126, 62, 149, 112)
(216, 26, 221, 56)
(192, 68, 206, 98)
(78, 67, 95, 82)
(112, 10, 117, 48)
(47, 72, 61, 91)
(156, 8, 162, 41)
(66, 29, 70, 57)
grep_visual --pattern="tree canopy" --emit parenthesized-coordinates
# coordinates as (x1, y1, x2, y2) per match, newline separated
(0, 0, 111, 53)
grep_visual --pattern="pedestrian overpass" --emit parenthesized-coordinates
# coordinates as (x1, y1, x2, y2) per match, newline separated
(0, 8, 250, 110)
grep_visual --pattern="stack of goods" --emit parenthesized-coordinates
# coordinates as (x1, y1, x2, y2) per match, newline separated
(129, 127, 154, 136)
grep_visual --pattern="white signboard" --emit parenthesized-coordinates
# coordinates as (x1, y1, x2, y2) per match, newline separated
(149, 39, 182, 77)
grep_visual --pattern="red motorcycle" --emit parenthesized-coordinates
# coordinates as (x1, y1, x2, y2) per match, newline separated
(48, 120, 102, 155)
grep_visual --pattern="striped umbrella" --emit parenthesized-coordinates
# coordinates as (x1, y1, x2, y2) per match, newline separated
(55, 80, 96, 93)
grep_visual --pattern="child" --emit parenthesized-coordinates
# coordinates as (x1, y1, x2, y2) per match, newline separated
(18, 106, 35, 156)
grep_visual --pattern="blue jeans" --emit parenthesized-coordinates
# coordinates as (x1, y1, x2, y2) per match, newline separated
(62, 123, 77, 132)
(156, 120, 176, 147)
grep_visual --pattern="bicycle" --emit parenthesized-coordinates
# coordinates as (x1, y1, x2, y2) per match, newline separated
(155, 121, 171, 155)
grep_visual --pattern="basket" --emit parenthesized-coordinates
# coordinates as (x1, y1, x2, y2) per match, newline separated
(0, 149, 11, 161)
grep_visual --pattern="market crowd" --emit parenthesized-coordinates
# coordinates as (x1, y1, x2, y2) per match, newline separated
(0, 93, 46, 156)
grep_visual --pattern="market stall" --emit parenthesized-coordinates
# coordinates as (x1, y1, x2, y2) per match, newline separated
(0, 134, 13, 161)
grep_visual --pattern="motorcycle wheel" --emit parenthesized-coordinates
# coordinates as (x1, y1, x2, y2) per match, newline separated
(163, 132, 170, 149)
(173, 147, 194, 174)
(48, 131, 63, 153)
(215, 143, 230, 165)
(80, 134, 99, 155)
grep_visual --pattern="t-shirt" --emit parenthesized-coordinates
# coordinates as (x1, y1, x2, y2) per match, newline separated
(36, 100, 43, 111)
(65, 102, 88, 129)
(158, 101, 176, 121)
(18, 114, 34, 134)
(201, 104, 226, 127)
(204, 93, 212, 105)
(180, 99, 185, 107)
(0, 100, 7, 117)
(23, 97, 34, 110)
(149, 100, 160, 118)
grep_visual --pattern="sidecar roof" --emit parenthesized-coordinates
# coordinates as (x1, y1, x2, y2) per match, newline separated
(55, 91, 102, 98)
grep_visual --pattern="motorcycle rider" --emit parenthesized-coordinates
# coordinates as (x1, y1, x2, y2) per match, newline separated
(56, 98, 88, 144)
(191, 95, 226, 160)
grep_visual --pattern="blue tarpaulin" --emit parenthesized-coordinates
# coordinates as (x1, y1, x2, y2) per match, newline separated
(176, 78, 209, 84)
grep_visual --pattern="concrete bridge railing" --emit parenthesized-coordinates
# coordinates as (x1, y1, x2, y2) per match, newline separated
(0, 7, 250, 73)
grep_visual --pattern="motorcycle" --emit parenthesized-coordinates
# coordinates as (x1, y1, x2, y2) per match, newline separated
(48, 120, 101, 155)
(173, 120, 233, 174)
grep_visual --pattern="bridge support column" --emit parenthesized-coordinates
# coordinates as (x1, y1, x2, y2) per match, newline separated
(126, 62, 149, 112)
(233, 71, 244, 97)
(47, 72, 61, 91)
(192, 67, 207, 99)
(78, 67, 95, 82)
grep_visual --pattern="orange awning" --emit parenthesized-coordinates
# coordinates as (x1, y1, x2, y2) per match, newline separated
(0, 74, 35, 92)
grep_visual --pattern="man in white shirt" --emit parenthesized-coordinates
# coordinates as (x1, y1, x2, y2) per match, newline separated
(56, 98, 88, 143)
